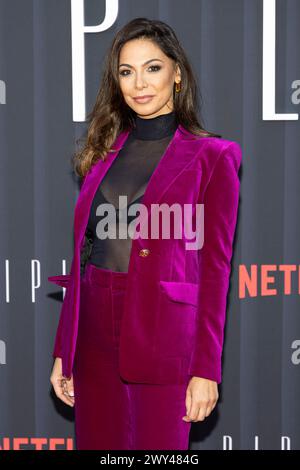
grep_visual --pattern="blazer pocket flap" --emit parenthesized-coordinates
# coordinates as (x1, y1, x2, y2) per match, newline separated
(48, 274, 71, 288)
(159, 281, 199, 307)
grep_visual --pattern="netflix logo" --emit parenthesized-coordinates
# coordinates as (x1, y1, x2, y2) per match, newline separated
(0, 437, 74, 450)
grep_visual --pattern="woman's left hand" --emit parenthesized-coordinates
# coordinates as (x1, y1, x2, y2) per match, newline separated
(182, 376, 219, 422)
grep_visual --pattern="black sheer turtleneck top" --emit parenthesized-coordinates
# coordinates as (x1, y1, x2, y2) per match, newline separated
(85, 110, 178, 273)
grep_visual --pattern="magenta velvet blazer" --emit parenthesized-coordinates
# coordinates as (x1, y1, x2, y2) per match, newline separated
(48, 124, 242, 384)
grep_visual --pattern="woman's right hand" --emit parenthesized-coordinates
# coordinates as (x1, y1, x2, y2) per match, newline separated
(50, 357, 75, 407)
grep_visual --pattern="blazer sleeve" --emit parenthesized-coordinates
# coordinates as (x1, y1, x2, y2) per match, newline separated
(52, 256, 75, 359)
(52, 289, 69, 358)
(188, 141, 242, 384)
(51, 174, 86, 359)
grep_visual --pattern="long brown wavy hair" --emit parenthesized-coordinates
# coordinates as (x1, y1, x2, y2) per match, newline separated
(73, 17, 222, 179)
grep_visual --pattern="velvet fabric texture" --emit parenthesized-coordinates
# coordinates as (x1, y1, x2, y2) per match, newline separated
(72, 262, 191, 450)
(48, 124, 242, 385)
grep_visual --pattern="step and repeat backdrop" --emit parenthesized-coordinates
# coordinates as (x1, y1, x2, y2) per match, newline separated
(0, 0, 299, 451)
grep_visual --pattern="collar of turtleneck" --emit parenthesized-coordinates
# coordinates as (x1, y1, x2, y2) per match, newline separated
(131, 110, 178, 141)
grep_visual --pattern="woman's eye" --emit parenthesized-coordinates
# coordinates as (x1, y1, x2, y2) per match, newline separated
(148, 65, 161, 72)
(119, 69, 131, 77)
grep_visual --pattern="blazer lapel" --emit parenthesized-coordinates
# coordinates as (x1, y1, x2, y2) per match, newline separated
(74, 123, 202, 249)
(74, 129, 130, 248)
(136, 124, 202, 232)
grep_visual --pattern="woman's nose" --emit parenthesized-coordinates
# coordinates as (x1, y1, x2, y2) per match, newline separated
(134, 73, 147, 89)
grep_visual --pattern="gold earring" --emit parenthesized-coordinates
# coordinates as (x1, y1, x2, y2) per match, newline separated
(175, 81, 181, 93)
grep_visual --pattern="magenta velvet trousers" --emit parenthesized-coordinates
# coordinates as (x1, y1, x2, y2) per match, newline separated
(72, 262, 192, 450)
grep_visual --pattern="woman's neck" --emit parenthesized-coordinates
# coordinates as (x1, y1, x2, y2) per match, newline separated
(132, 110, 178, 140)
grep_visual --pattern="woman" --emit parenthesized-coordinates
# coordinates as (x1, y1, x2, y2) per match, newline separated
(49, 17, 242, 450)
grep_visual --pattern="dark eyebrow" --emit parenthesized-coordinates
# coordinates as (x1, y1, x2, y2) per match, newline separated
(119, 58, 164, 68)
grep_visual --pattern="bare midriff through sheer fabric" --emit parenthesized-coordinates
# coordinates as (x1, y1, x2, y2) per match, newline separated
(86, 110, 178, 273)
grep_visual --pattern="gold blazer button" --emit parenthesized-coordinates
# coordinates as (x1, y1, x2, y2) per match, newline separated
(139, 248, 150, 257)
